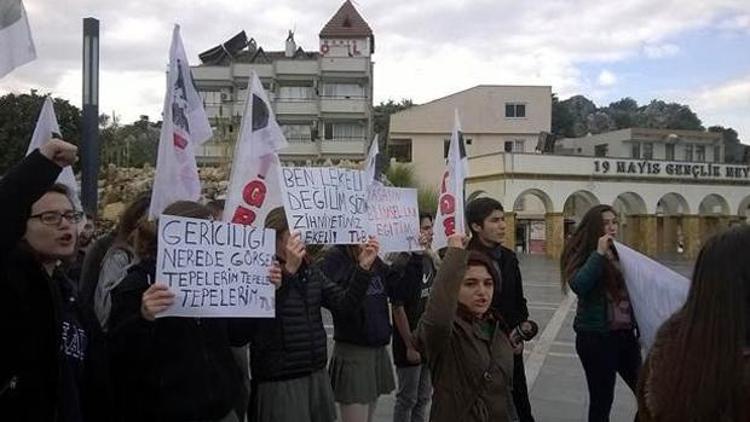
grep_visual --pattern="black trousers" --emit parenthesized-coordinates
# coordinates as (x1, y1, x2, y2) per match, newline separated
(575, 330, 641, 422)
(512, 353, 535, 422)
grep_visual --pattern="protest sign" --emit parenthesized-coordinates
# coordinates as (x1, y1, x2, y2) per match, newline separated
(367, 186, 421, 253)
(615, 241, 690, 351)
(280, 166, 368, 244)
(156, 215, 276, 318)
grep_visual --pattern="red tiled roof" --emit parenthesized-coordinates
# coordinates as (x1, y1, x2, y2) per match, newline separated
(319, 0, 373, 38)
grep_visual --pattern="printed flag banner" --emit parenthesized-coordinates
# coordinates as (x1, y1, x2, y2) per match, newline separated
(363, 135, 379, 187)
(224, 70, 288, 227)
(149, 25, 212, 219)
(0, 0, 36, 78)
(432, 109, 468, 250)
(615, 241, 690, 351)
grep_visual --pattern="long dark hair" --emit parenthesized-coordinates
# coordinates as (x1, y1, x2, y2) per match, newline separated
(560, 204, 622, 296)
(648, 225, 749, 421)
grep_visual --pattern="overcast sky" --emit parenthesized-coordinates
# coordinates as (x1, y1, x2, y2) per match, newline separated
(2, 0, 749, 141)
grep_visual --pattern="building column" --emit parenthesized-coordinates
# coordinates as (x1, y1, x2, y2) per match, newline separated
(637, 214, 658, 257)
(503, 211, 517, 252)
(682, 215, 702, 259)
(624, 215, 642, 251)
(545, 212, 565, 260)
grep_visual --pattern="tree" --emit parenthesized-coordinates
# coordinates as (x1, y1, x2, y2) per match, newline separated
(605, 97, 639, 129)
(99, 114, 160, 168)
(373, 98, 415, 175)
(551, 93, 575, 138)
(709, 125, 746, 163)
(639, 100, 703, 131)
(0, 91, 81, 173)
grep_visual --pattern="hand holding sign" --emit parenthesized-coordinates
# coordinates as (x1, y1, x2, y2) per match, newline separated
(358, 236, 380, 271)
(39, 138, 78, 168)
(284, 232, 307, 275)
(269, 261, 283, 289)
(141, 283, 175, 321)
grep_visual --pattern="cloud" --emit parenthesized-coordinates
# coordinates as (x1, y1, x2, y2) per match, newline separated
(1, 0, 749, 129)
(597, 70, 618, 86)
(643, 43, 680, 58)
(674, 74, 750, 142)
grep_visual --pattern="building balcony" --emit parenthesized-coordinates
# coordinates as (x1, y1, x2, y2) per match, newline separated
(275, 60, 319, 75)
(320, 57, 368, 73)
(195, 142, 233, 164)
(274, 100, 319, 116)
(192, 66, 231, 81)
(280, 139, 319, 156)
(320, 138, 366, 156)
(320, 97, 368, 114)
(232, 63, 273, 79)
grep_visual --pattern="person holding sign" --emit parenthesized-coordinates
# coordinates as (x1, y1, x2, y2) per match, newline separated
(108, 201, 282, 422)
(0, 139, 111, 421)
(637, 225, 750, 422)
(416, 233, 515, 422)
(319, 243, 396, 422)
(390, 213, 439, 422)
(560, 205, 641, 422)
(249, 207, 379, 422)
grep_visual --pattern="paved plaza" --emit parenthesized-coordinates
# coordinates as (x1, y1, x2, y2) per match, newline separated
(322, 253, 694, 422)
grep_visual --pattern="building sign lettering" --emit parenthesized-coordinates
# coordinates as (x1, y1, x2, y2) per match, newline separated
(593, 159, 750, 180)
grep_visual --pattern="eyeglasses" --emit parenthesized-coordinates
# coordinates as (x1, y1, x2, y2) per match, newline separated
(29, 210, 84, 226)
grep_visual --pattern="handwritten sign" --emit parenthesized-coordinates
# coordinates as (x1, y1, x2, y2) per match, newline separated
(367, 186, 421, 253)
(280, 166, 368, 244)
(156, 215, 276, 318)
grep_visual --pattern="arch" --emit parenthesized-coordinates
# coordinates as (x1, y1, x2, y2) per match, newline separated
(466, 190, 488, 204)
(698, 194, 730, 216)
(612, 192, 647, 215)
(513, 188, 553, 214)
(737, 195, 750, 218)
(656, 192, 690, 215)
(562, 190, 600, 222)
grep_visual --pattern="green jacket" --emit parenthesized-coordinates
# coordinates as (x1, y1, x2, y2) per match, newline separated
(569, 251, 610, 332)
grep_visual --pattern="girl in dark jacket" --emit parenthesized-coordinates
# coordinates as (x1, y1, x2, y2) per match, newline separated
(637, 225, 750, 422)
(560, 204, 641, 422)
(320, 245, 395, 422)
(0, 140, 111, 421)
(108, 200, 282, 422)
(249, 207, 379, 422)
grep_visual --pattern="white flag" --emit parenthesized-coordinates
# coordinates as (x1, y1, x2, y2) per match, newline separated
(223, 70, 288, 226)
(615, 241, 690, 351)
(432, 109, 468, 250)
(26, 96, 81, 209)
(0, 0, 36, 78)
(149, 25, 213, 220)
(363, 134, 379, 187)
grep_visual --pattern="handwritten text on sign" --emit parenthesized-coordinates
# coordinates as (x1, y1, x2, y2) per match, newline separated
(156, 215, 276, 318)
(281, 167, 367, 244)
(367, 186, 421, 253)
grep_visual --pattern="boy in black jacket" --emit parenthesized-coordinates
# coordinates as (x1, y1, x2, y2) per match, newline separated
(466, 197, 534, 422)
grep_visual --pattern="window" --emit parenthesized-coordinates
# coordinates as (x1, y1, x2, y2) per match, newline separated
(643, 142, 654, 160)
(594, 144, 609, 157)
(514, 139, 525, 152)
(713, 145, 722, 163)
(388, 139, 412, 163)
(281, 124, 311, 143)
(504, 141, 513, 152)
(324, 122, 364, 141)
(278, 86, 313, 101)
(665, 144, 675, 161)
(505, 103, 526, 118)
(199, 90, 223, 106)
(695, 145, 706, 162)
(684, 144, 693, 162)
(320, 83, 364, 98)
(631, 142, 641, 159)
(444, 139, 450, 158)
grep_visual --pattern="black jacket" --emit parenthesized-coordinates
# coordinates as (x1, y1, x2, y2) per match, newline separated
(0, 150, 112, 421)
(248, 261, 372, 382)
(468, 241, 529, 328)
(108, 259, 245, 422)
(319, 246, 393, 347)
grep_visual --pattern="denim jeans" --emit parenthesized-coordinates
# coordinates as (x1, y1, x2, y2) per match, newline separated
(393, 365, 431, 422)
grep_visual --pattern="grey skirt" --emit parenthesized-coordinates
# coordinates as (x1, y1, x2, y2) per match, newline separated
(253, 369, 337, 422)
(328, 342, 396, 404)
